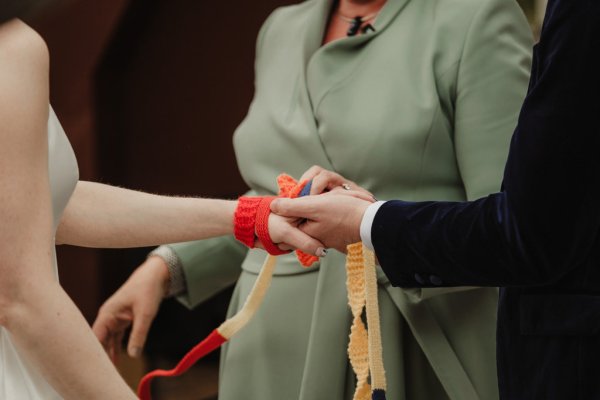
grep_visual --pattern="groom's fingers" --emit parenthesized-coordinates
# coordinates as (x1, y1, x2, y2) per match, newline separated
(328, 188, 375, 203)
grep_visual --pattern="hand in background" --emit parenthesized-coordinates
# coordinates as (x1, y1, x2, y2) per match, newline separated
(92, 256, 169, 363)
(271, 193, 371, 253)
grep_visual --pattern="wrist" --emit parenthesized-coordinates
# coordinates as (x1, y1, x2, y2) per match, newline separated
(356, 203, 370, 240)
(359, 200, 386, 251)
(141, 256, 170, 298)
(222, 200, 237, 235)
(147, 246, 186, 297)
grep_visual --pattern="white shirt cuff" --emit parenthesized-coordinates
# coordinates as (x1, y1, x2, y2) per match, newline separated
(360, 201, 386, 251)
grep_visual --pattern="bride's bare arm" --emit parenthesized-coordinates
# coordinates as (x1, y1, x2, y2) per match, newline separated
(57, 181, 237, 248)
(0, 21, 135, 399)
(56, 181, 325, 254)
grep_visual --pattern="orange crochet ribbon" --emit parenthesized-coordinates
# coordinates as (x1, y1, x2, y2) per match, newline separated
(276, 174, 319, 267)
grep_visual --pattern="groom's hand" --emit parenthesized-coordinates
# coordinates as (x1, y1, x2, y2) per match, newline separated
(271, 193, 371, 253)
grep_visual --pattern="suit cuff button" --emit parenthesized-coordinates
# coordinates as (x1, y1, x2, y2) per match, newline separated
(414, 273, 426, 285)
(429, 275, 443, 286)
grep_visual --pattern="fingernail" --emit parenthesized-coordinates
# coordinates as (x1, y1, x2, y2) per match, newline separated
(372, 196, 378, 202)
(129, 347, 141, 358)
(316, 247, 328, 257)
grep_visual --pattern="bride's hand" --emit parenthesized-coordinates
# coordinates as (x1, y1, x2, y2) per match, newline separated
(299, 165, 375, 202)
(258, 212, 327, 257)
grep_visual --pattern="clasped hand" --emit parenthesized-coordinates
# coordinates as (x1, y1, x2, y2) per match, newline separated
(268, 166, 374, 255)
(92, 166, 373, 361)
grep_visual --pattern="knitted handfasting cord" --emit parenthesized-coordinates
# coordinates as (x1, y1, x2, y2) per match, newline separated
(137, 255, 277, 400)
(346, 243, 387, 400)
(138, 175, 312, 399)
(137, 174, 386, 400)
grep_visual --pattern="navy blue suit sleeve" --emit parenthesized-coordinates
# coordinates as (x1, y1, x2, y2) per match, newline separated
(373, 0, 600, 288)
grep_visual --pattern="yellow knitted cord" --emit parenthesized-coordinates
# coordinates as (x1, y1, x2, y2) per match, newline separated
(363, 245, 387, 392)
(216, 243, 387, 400)
(346, 243, 372, 400)
(346, 243, 387, 399)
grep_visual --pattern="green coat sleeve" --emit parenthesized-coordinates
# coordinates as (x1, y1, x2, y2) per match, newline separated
(169, 188, 257, 308)
(454, 0, 533, 200)
(169, 235, 248, 308)
(409, 0, 533, 302)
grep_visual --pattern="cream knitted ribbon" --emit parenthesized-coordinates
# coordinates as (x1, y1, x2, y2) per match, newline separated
(346, 243, 387, 400)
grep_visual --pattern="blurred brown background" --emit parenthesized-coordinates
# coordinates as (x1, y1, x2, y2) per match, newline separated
(26, 0, 541, 398)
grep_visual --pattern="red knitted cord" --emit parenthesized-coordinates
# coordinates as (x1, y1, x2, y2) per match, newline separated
(255, 196, 290, 256)
(138, 329, 227, 400)
(234, 196, 263, 248)
(235, 175, 320, 263)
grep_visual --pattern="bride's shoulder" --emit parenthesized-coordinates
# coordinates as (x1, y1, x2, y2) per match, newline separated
(0, 19, 49, 141)
(0, 19, 48, 77)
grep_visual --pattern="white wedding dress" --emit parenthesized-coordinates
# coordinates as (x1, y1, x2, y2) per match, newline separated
(0, 107, 79, 399)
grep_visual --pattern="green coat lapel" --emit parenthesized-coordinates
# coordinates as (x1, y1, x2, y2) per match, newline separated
(305, 0, 411, 109)
(298, 0, 412, 173)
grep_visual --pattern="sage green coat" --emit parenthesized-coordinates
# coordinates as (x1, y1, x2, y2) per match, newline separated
(169, 0, 532, 398)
